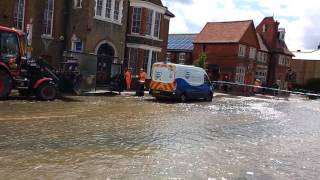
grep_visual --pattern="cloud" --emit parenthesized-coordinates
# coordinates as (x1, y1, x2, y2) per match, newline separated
(163, 0, 320, 51)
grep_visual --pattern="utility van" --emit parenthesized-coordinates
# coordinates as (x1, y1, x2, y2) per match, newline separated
(150, 62, 214, 102)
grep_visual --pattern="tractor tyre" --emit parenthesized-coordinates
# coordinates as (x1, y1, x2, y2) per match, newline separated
(0, 70, 12, 100)
(36, 82, 57, 101)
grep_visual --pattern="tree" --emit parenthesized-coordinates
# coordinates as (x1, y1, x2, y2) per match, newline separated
(194, 52, 208, 69)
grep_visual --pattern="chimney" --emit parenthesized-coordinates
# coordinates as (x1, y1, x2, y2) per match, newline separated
(318, 43, 320, 50)
(278, 28, 286, 41)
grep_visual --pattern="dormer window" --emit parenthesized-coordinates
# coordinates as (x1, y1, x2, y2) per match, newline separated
(74, 0, 82, 8)
(262, 24, 266, 33)
(278, 28, 286, 41)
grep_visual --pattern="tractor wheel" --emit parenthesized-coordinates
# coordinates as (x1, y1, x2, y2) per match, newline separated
(36, 82, 57, 101)
(0, 70, 12, 100)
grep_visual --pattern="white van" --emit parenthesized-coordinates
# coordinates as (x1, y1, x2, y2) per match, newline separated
(149, 62, 214, 102)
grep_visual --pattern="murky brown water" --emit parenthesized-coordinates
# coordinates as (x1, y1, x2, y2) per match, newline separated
(1, 94, 320, 180)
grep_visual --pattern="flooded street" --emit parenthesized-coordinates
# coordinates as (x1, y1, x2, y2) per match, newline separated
(1, 94, 320, 180)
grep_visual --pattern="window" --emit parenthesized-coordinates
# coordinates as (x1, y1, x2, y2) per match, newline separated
(143, 50, 150, 72)
(279, 55, 286, 65)
(74, 0, 82, 8)
(150, 51, 158, 77)
(146, 9, 153, 36)
(0, 32, 20, 68)
(255, 70, 267, 84)
(166, 52, 171, 61)
(257, 52, 268, 63)
(114, 0, 120, 20)
(14, 0, 25, 30)
(235, 66, 246, 83)
(257, 52, 261, 62)
(204, 75, 210, 84)
(179, 52, 186, 64)
(262, 24, 267, 33)
(95, 0, 123, 24)
(96, 0, 103, 16)
(249, 47, 256, 59)
(43, 0, 54, 36)
(105, 0, 112, 18)
(132, 7, 142, 33)
(129, 48, 139, 75)
(238, 45, 246, 57)
(71, 37, 84, 52)
(154, 12, 161, 38)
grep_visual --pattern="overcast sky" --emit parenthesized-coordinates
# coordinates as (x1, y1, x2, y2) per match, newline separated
(162, 0, 320, 51)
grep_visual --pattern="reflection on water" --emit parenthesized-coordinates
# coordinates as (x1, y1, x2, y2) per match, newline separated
(0, 95, 320, 179)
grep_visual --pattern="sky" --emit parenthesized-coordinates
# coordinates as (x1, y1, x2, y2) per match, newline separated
(162, 0, 320, 51)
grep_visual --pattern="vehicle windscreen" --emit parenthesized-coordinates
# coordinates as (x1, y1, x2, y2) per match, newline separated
(0, 32, 19, 63)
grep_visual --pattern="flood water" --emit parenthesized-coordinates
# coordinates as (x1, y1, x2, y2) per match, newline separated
(0, 94, 320, 180)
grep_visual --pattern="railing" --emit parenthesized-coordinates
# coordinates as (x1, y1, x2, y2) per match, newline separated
(212, 81, 320, 99)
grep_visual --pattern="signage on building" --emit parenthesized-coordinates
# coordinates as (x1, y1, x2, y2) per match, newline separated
(26, 23, 33, 58)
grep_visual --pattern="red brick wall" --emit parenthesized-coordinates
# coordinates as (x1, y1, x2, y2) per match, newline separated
(127, 6, 133, 34)
(126, 6, 170, 62)
(160, 18, 170, 61)
(240, 23, 260, 48)
(167, 51, 193, 65)
(256, 17, 279, 50)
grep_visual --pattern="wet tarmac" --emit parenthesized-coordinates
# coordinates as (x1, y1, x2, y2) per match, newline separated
(0, 94, 320, 180)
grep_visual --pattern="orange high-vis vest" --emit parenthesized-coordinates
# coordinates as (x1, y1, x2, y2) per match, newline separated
(125, 71, 132, 81)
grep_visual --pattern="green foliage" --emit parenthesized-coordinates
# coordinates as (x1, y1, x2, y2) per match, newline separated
(306, 78, 320, 92)
(194, 53, 208, 69)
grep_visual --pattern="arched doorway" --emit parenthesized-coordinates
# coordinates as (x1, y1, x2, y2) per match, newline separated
(96, 42, 115, 86)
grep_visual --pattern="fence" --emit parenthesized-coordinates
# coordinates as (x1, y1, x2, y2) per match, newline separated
(212, 81, 320, 99)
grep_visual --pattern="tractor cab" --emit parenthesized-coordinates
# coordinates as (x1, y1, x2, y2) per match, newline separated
(0, 26, 58, 100)
(0, 27, 26, 73)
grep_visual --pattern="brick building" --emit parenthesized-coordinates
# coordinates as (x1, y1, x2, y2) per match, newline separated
(65, 0, 129, 86)
(125, 0, 174, 79)
(193, 20, 260, 84)
(255, 33, 270, 85)
(0, 0, 173, 87)
(0, 0, 68, 66)
(291, 50, 320, 86)
(256, 17, 294, 88)
(167, 34, 196, 65)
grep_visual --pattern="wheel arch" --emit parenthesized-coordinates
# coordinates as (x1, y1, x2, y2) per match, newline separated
(33, 78, 54, 89)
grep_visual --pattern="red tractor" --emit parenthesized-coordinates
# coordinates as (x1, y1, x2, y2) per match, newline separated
(0, 26, 58, 100)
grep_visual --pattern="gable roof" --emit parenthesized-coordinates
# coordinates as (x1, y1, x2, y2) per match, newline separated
(168, 34, 197, 51)
(257, 33, 269, 52)
(194, 20, 253, 43)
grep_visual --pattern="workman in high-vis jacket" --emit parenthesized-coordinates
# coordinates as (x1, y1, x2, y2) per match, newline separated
(137, 68, 147, 96)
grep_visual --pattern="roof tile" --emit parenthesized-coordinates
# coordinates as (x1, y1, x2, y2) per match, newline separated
(194, 20, 253, 43)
